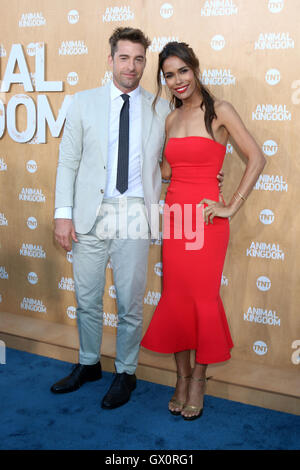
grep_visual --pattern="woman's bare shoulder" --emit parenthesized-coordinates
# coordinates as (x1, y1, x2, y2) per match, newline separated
(214, 99, 236, 118)
(165, 108, 179, 131)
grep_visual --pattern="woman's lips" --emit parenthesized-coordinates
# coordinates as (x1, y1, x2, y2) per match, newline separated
(175, 85, 189, 94)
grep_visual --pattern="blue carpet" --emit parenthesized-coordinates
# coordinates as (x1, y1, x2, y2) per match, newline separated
(0, 348, 299, 450)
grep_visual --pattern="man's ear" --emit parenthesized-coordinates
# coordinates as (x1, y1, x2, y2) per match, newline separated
(108, 54, 113, 68)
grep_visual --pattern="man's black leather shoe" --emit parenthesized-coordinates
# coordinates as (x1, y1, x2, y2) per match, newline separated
(50, 362, 102, 394)
(101, 372, 136, 409)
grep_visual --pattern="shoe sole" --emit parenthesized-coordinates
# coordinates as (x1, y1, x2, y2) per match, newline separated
(182, 409, 203, 420)
(101, 382, 136, 409)
(50, 374, 102, 394)
(50, 385, 80, 394)
(101, 397, 130, 409)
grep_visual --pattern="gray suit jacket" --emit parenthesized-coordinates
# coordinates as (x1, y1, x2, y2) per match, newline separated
(55, 83, 170, 236)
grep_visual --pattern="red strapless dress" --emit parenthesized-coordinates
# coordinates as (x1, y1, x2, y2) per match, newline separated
(141, 136, 233, 364)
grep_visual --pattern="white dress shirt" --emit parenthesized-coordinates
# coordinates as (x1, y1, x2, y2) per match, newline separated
(55, 80, 143, 219)
(104, 80, 143, 198)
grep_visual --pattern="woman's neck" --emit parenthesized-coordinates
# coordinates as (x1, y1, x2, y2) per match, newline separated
(180, 91, 203, 110)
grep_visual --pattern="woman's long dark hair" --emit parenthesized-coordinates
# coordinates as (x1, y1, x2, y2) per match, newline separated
(153, 42, 217, 140)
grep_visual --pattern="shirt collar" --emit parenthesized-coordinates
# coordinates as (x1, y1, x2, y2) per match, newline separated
(110, 80, 140, 101)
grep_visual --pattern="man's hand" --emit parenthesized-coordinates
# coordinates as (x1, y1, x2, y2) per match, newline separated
(54, 218, 78, 251)
(217, 169, 224, 192)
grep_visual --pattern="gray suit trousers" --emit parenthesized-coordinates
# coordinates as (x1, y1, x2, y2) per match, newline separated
(72, 197, 150, 374)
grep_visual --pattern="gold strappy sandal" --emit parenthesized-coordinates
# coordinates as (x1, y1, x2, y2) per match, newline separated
(168, 375, 191, 416)
(181, 376, 207, 421)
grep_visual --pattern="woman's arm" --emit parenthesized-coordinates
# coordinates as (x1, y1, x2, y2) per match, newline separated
(160, 155, 172, 180)
(160, 114, 172, 180)
(200, 100, 266, 223)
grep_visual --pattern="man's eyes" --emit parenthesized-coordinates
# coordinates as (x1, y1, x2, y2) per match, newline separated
(119, 56, 144, 62)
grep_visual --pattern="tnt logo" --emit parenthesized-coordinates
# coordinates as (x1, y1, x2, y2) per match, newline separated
(259, 209, 274, 225)
(28, 272, 38, 285)
(268, 0, 284, 13)
(26, 160, 37, 173)
(253, 340, 268, 356)
(211, 35, 225, 51)
(67, 72, 79, 86)
(265, 69, 281, 85)
(256, 276, 271, 291)
(68, 10, 79, 24)
(67, 306, 76, 319)
(27, 216, 38, 230)
(160, 3, 173, 18)
(263, 139, 278, 156)
(27, 42, 39, 56)
(0, 340, 5, 364)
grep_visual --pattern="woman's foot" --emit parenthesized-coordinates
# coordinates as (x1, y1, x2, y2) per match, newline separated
(168, 375, 191, 415)
(181, 376, 206, 420)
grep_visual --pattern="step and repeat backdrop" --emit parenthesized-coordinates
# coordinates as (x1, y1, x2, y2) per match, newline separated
(0, 0, 299, 371)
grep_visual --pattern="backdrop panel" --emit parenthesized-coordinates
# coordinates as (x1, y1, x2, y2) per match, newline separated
(0, 0, 300, 372)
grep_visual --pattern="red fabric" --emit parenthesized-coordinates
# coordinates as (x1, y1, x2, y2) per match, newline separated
(141, 136, 233, 364)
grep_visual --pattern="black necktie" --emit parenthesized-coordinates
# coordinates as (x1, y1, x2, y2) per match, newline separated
(116, 94, 130, 194)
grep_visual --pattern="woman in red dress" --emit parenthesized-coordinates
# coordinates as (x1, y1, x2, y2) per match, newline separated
(141, 42, 266, 420)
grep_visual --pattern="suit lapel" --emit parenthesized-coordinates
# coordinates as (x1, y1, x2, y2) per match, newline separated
(141, 87, 154, 158)
(96, 82, 110, 164)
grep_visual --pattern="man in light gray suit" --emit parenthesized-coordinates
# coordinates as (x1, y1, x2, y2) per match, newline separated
(50, 27, 170, 409)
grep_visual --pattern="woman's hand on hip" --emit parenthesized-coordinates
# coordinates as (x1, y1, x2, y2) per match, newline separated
(198, 196, 233, 224)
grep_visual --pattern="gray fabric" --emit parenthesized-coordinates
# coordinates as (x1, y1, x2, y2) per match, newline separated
(72, 198, 150, 373)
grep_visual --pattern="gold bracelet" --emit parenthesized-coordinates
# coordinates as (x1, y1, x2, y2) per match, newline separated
(233, 193, 245, 203)
(237, 190, 247, 201)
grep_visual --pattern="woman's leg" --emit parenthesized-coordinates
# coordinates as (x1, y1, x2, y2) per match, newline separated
(169, 350, 192, 413)
(181, 362, 207, 419)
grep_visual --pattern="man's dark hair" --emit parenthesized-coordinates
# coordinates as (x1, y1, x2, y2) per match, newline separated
(109, 27, 151, 57)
